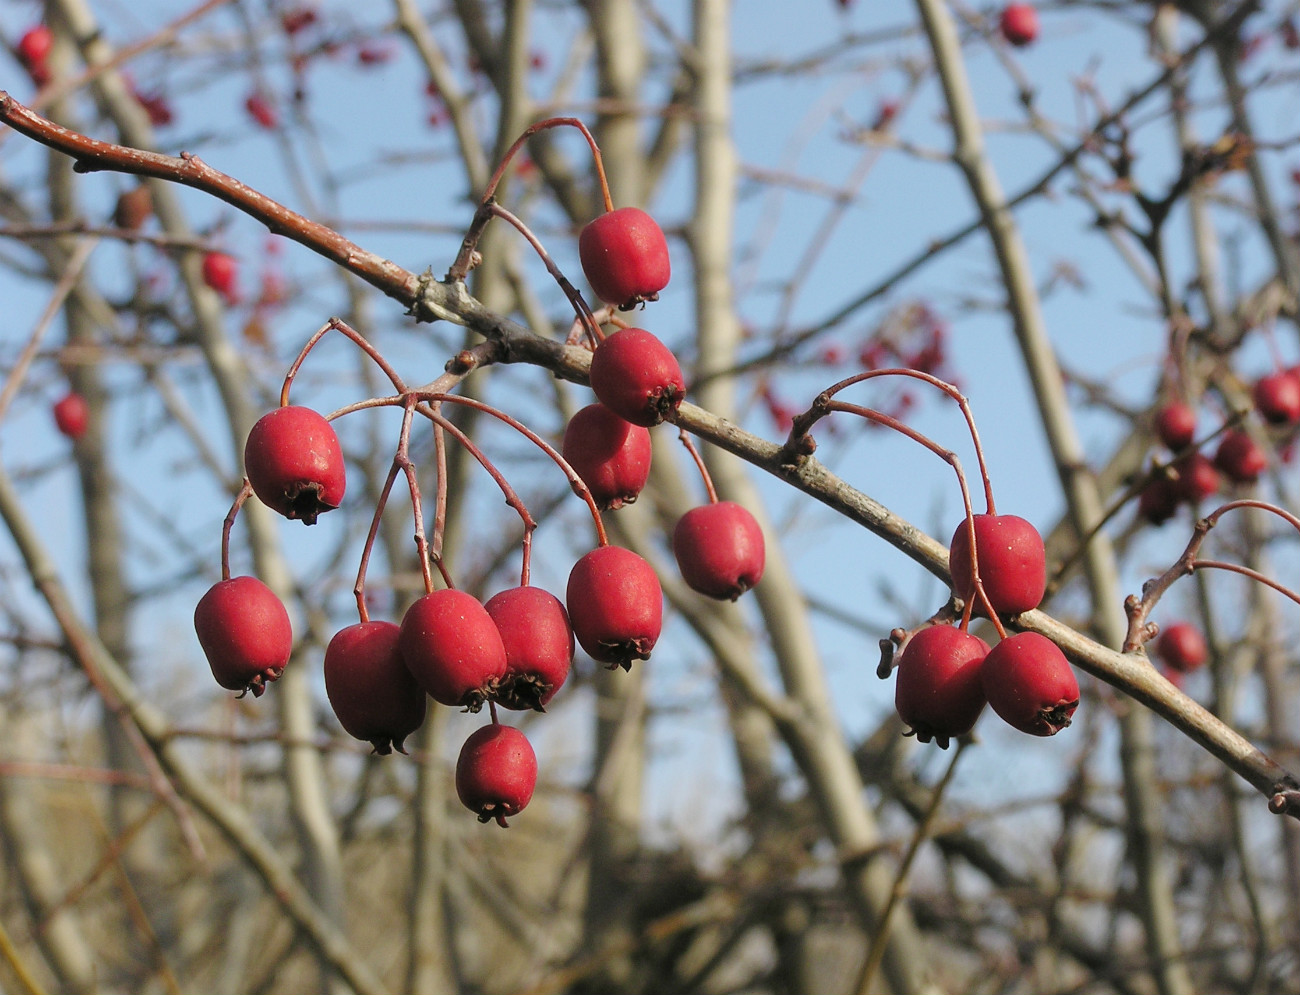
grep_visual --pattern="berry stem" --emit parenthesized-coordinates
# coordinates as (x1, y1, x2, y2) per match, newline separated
(428, 412, 455, 591)
(280, 317, 408, 409)
(678, 430, 719, 504)
(353, 460, 403, 623)
(395, 398, 435, 595)
(488, 699, 500, 725)
(219, 481, 254, 582)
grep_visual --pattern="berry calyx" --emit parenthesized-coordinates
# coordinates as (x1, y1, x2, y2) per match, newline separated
(947, 514, 1047, 616)
(52, 392, 89, 439)
(1154, 622, 1207, 674)
(486, 586, 575, 711)
(244, 406, 347, 525)
(588, 327, 685, 427)
(561, 403, 653, 510)
(1253, 370, 1300, 425)
(999, 4, 1039, 47)
(894, 625, 990, 748)
(1213, 429, 1268, 484)
(566, 545, 663, 670)
(578, 207, 671, 310)
(1154, 401, 1197, 451)
(672, 501, 766, 601)
(399, 589, 507, 710)
(455, 724, 537, 827)
(194, 576, 292, 697)
(980, 631, 1079, 736)
(323, 621, 427, 754)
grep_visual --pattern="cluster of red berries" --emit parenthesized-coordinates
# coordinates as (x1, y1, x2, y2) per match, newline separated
(193, 172, 766, 827)
(892, 512, 1079, 747)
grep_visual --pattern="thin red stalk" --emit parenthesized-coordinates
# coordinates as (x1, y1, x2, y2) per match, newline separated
(429, 413, 454, 590)
(395, 399, 434, 594)
(678, 430, 718, 504)
(353, 461, 404, 623)
(281, 317, 408, 408)
(219, 481, 254, 582)
(1192, 559, 1300, 607)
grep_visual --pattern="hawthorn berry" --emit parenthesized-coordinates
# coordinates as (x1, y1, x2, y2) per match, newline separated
(566, 545, 663, 670)
(980, 631, 1078, 736)
(323, 621, 426, 754)
(113, 186, 153, 231)
(17, 25, 53, 85)
(672, 501, 766, 601)
(193, 576, 292, 697)
(578, 207, 671, 309)
(561, 403, 653, 510)
(399, 589, 507, 709)
(947, 514, 1046, 616)
(1154, 401, 1197, 451)
(1171, 452, 1219, 504)
(245, 91, 279, 129)
(588, 327, 685, 427)
(455, 723, 537, 827)
(999, 3, 1039, 47)
(244, 406, 347, 524)
(201, 251, 238, 302)
(894, 625, 990, 747)
(52, 392, 90, 439)
(1154, 622, 1207, 674)
(1253, 370, 1300, 425)
(486, 586, 575, 711)
(1214, 429, 1268, 484)
(1137, 476, 1180, 526)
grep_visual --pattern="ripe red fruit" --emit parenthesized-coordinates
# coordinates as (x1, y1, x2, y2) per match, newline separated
(1154, 622, 1207, 674)
(194, 576, 292, 697)
(1171, 452, 1219, 504)
(1253, 370, 1300, 425)
(1137, 476, 1179, 525)
(566, 545, 663, 670)
(999, 3, 1039, 46)
(201, 251, 238, 301)
(672, 501, 766, 601)
(244, 406, 347, 524)
(1214, 429, 1268, 484)
(980, 632, 1078, 736)
(578, 207, 671, 309)
(399, 589, 507, 709)
(52, 392, 89, 439)
(561, 403, 652, 510)
(486, 586, 574, 711)
(17, 25, 53, 84)
(324, 621, 426, 754)
(245, 91, 279, 129)
(455, 724, 537, 827)
(894, 625, 990, 747)
(947, 514, 1046, 616)
(588, 327, 685, 427)
(1154, 401, 1196, 451)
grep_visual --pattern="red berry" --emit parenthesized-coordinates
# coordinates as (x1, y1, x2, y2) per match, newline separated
(561, 403, 652, 510)
(1154, 401, 1196, 451)
(194, 576, 292, 697)
(1214, 429, 1268, 484)
(113, 186, 153, 231)
(999, 3, 1038, 46)
(1154, 622, 1208, 674)
(980, 632, 1078, 736)
(281, 6, 319, 35)
(1138, 476, 1180, 526)
(201, 251, 238, 301)
(1171, 452, 1219, 504)
(588, 327, 685, 427)
(324, 621, 426, 754)
(947, 514, 1047, 616)
(455, 724, 537, 827)
(244, 406, 346, 525)
(486, 586, 574, 711)
(566, 545, 663, 670)
(578, 207, 671, 309)
(356, 43, 393, 66)
(894, 626, 990, 747)
(245, 91, 279, 129)
(17, 25, 53, 84)
(672, 501, 766, 601)
(399, 589, 507, 709)
(1253, 370, 1300, 425)
(133, 89, 175, 127)
(52, 392, 89, 439)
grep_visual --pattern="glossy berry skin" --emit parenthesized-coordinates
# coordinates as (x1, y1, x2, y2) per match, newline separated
(1214, 429, 1268, 484)
(980, 632, 1078, 736)
(562, 403, 652, 510)
(894, 626, 990, 748)
(399, 589, 507, 710)
(948, 514, 1046, 616)
(1154, 622, 1207, 674)
(566, 545, 663, 670)
(672, 501, 766, 601)
(52, 392, 89, 439)
(1171, 453, 1219, 504)
(324, 621, 426, 754)
(999, 3, 1038, 46)
(194, 576, 292, 697)
(588, 327, 685, 427)
(1154, 401, 1197, 451)
(579, 207, 671, 309)
(486, 586, 574, 711)
(244, 406, 346, 525)
(1253, 370, 1300, 425)
(201, 251, 238, 300)
(17, 26, 53, 85)
(455, 724, 537, 827)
